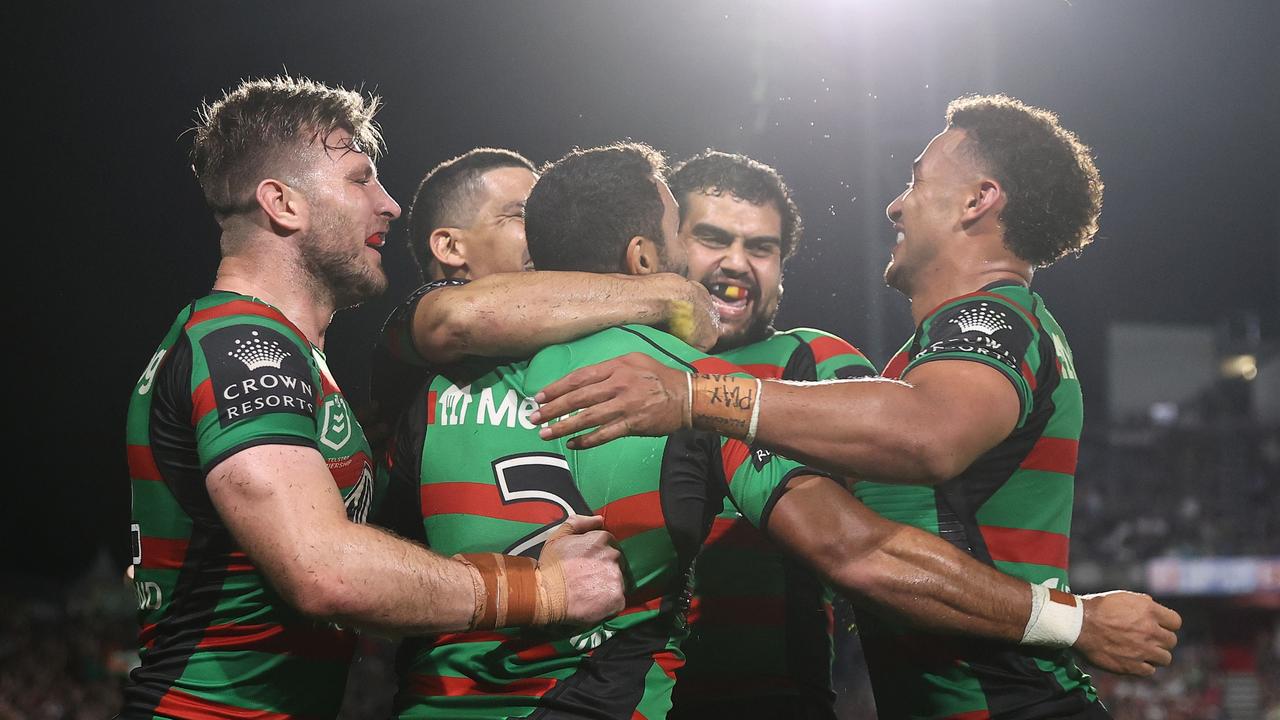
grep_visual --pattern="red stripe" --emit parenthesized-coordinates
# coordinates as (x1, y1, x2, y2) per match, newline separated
(195, 622, 353, 661)
(980, 526, 1069, 569)
(808, 335, 865, 364)
(225, 551, 255, 573)
(140, 536, 188, 570)
(720, 440, 750, 484)
(128, 444, 163, 482)
(326, 451, 371, 490)
(154, 686, 314, 720)
(192, 378, 216, 425)
(738, 363, 784, 379)
(139, 623, 160, 650)
(691, 357, 744, 375)
(406, 673, 557, 698)
(421, 482, 562, 524)
(703, 516, 772, 550)
(686, 596, 785, 625)
(1019, 437, 1078, 475)
(943, 712, 991, 720)
(653, 649, 684, 680)
(185, 299, 306, 340)
(883, 351, 910, 380)
(513, 640, 562, 662)
(599, 491, 663, 542)
(1020, 358, 1039, 392)
(426, 390, 437, 425)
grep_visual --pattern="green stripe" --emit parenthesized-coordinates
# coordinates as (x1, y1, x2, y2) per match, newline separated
(990, 560, 1069, 586)
(131, 481, 192, 538)
(175, 651, 346, 715)
(852, 483, 940, 532)
(973, 470, 1074, 535)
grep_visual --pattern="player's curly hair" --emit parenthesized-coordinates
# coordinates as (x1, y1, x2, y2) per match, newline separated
(191, 74, 385, 219)
(407, 148, 537, 278)
(946, 94, 1103, 267)
(524, 142, 669, 273)
(669, 150, 803, 260)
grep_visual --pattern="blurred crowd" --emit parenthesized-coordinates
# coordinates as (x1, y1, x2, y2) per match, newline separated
(1074, 424, 1280, 565)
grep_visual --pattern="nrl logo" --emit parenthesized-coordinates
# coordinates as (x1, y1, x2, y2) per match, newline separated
(319, 395, 353, 450)
(226, 330, 291, 371)
(950, 303, 1013, 336)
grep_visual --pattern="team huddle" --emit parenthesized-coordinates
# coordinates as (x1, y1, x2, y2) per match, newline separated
(124, 76, 1181, 720)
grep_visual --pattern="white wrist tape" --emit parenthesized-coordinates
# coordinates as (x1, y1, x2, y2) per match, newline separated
(744, 378, 763, 445)
(1021, 583, 1084, 647)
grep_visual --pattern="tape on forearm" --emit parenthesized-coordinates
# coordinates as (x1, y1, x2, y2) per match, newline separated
(690, 374, 760, 441)
(455, 553, 542, 629)
(1021, 583, 1084, 647)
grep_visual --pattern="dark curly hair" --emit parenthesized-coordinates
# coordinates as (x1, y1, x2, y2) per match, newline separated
(406, 148, 536, 278)
(524, 142, 668, 273)
(669, 150, 803, 260)
(946, 94, 1103, 267)
(191, 74, 384, 219)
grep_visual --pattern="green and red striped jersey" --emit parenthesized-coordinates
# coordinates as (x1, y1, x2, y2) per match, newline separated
(378, 325, 823, 720)
(853, 283, 1098, 720)
(670, 328, 875, 720)
(123, 292, 374, 719)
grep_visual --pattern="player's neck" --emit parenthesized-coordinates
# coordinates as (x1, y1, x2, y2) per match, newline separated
(907, 253, 1031, 327)
(213, 252, 336, 349)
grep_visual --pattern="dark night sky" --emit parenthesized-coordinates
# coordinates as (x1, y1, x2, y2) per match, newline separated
(19, 0, 1278, 580)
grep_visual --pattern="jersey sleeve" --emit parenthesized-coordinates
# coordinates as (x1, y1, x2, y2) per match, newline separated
(719, 440, 823, 532)
(186, 317, 322, 472)
(903, 296, 1037, 427)
(791, 328, 878, 380)
(376, 279, 472, 368)
(369, 279, 472, 443)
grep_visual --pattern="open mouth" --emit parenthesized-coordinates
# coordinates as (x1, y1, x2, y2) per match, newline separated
(708, 282, 753, 312)
(365, 233, 386, 249)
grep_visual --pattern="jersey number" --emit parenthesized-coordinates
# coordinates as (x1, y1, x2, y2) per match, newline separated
(492, 454, 591, 557)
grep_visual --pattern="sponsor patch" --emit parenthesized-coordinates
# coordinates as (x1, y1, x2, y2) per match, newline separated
(201, 325, 317, 427)
(914, 301, 1030, 374)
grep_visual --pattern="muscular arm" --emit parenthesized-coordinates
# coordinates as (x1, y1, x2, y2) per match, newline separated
(207, 444, 476, 635)
(767, 474, 1180, 674)
(533, 354, 1018, 484)
(412, 271, 718, 365)
(768, 473, 1028, 639)
(752, 360, 1019, 482)
(207, 444, 624, 635)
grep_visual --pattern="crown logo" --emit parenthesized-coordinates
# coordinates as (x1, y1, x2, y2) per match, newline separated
(227, 330, 291, 370)
(950, 303, 1012, 336)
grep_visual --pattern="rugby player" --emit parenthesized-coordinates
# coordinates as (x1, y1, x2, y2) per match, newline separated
(533, 95, 1176, 718)
(123, 77, 624, 719)
(368, 147, 719, 442)
(382, 141, 1179, 719)
(664, 151, 873, 720)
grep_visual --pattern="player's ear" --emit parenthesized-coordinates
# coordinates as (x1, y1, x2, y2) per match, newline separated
(624, 235, 660, 275)
(961, 178, 1004, 228)
(430, 228, 468, 274)
(256, 177, 307, 234)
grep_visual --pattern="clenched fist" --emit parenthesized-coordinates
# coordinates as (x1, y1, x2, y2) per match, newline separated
(538, 515, 626, 626)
